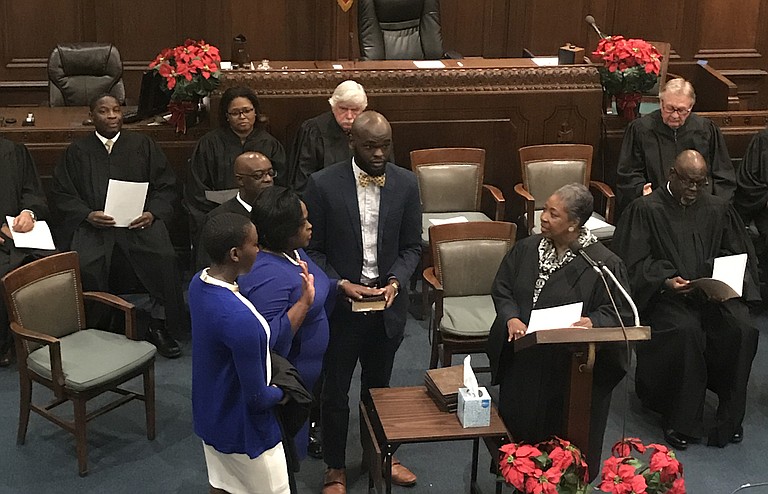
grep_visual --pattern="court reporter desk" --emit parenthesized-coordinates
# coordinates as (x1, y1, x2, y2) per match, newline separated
(214, 58, 605, 221)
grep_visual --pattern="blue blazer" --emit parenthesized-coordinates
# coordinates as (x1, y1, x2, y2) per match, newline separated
(304, 160, 422, 338)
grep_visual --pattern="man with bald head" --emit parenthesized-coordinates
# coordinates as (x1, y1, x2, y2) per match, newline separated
(304, 111, 421, 493)
(614, 149, 759, 450)
(194, 151, 274, 270)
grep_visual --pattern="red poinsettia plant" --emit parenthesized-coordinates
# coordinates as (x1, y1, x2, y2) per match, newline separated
(598, 438, 685, 494)
(499, 437, 685, 494)
(149, 39, 221, 133)
(592, 36, 663, 120)
(499, 436, 589, 494)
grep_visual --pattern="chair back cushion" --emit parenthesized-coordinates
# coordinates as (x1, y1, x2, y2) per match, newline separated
(10, 270, 83, 350)
(48, 42, 126, 107)
(358, 0, 444, 60)
(524, 159, 588, 209)
(436, 237, 510, 296)
(417, 163, 481, 212)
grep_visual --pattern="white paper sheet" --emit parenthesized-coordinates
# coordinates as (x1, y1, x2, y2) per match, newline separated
(585, 216, 611, 230)
(413, 60, 445, 69)
(5, 217, 56, 250)
(429, 216, 469, 226)
(104, 179, 149, 227)
(527, 302, 584, 333)
(712, 253, 747, 297)
(532, 57, 559, 66)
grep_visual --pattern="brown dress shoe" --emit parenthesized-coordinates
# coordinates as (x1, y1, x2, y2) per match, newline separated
(322, 467, 346, 494)
(390, 459, 417, 487)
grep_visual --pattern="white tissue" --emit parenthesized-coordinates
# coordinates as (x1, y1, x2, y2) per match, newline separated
(463, 355, 480, 397)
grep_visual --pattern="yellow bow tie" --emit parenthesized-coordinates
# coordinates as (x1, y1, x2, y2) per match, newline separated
(358, 173, 385, 188)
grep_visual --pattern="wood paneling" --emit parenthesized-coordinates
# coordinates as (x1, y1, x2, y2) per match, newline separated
(1, 0, 767, 108)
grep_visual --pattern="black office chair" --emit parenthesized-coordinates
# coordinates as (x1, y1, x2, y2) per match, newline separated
(48, 42, 126, 107)
(358, 0, 448, 60)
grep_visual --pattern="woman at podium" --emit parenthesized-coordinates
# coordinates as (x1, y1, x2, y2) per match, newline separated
(486, 183, 632, 480)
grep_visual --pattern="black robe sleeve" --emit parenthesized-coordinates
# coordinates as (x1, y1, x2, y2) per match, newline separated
(705, 118, 736, 203)
(0, 138, 49, 221)
(290, 119, 325, 194)
(616, 120, 650, 215)
(735, 129, 768, 218)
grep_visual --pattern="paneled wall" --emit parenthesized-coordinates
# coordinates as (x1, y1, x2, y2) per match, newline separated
(1, 0, 767, 107)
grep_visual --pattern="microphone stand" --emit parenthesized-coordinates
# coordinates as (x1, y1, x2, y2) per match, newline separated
(599, 262, 640, 327)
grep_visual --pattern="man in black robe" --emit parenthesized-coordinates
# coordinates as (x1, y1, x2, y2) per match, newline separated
(0, 137, 51, 366)
(734, 128, 768, 288)
(614, 149, 759, 449)
(50, 94, 184, 358)
(194, 151, 274, 270)
(289, 80, 367, 194)
(616, 78, 735, 216)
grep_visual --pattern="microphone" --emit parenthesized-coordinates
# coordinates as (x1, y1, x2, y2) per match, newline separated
(570, 241, 601, 274)
(585, 15, 609, 39)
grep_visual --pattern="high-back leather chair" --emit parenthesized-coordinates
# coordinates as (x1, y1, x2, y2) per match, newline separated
(424, 221, 516, 369)
(1, 252, 156, 476)
(48, 42, 126, 107)
(358, 0, 445, 60)
(410, 147, 505, 317)
(515, 144, 615, 240)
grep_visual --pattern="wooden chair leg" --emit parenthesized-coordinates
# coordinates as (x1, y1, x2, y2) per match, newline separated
(144, 363, 156, 440)
(429, 329, 440, 369)
(73, 398, 88, 476)
(442, 345, 452, 368)
(17, 373, 32, 445)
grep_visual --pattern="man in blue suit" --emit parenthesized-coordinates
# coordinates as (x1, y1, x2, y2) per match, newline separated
(305, 111, 421, 494)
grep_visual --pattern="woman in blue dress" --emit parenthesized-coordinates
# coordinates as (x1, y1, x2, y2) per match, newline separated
(240, 186, 334, 460)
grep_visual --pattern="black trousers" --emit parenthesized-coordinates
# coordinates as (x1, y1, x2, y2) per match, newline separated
(636, 295, 758, 445)
(321, 305, 403, 469)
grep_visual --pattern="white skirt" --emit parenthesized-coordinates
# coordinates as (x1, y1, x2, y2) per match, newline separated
(203, 441, 290, 494)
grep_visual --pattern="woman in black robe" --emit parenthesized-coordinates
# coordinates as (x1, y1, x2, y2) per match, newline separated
(184, 87, 286, 247)
(487, 183, 632, 480)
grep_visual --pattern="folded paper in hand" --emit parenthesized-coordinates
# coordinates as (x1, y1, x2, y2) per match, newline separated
(688, 253, 747, 300)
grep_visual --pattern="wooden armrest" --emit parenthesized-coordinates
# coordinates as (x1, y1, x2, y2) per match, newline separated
(10, 321, 66, 396)
(83, 291, 138, 340)
(482, 184, 506, 220)
(423, 267, 443, 291)
(588, 181, 616, 224)
(514, 183, 536, 235)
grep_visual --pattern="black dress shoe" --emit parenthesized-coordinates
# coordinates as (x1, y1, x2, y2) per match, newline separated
(147, 323, 181, 359)
(307, 421, 323, 459)
(663, 429, 689, 450)
(731, 427, 744, 443)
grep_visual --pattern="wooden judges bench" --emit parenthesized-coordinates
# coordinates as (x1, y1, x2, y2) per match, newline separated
(2, 59, 766, 252)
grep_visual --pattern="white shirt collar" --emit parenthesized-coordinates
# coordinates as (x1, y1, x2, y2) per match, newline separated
(95, 131, 120, 145)
(235, 192, 253, 213)
(199, 268, 239, 292)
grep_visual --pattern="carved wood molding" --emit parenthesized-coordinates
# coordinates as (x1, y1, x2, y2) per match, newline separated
(216, 66, 603, 96)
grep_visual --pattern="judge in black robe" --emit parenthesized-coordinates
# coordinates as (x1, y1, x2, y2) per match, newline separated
(50, 95, 184, 357)
(0, 137, 51, 362)
(487, 184, 631, 480)
(735, 129, 768, 274)
(616, 80, 735, 216)
(613, 149, 759, 448)
(288, 80, 367, 194)
(184, 88, 286, 247)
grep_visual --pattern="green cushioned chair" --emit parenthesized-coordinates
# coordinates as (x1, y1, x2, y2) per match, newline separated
(410, 147, 506, 319)
(514, 144, 616, 242)
(423, 221, 516, 369)
(1, 252, 156, 476)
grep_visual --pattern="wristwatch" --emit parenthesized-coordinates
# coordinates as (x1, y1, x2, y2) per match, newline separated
(388, 278, 400, 295)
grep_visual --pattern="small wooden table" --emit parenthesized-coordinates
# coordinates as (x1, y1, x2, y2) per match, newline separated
(364, 386, 509, 494)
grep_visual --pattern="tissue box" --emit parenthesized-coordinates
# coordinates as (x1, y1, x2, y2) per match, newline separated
(457, 386, 491, 428)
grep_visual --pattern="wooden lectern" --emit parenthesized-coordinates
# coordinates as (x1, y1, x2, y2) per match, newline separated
(514, 326, 650, 456)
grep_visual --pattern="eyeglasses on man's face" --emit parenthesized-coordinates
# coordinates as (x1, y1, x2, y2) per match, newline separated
(227, 107, 256, 118)
(661, 105, 692, 116)
(236, 168, 277, 181)
(675, 174, 708, 190)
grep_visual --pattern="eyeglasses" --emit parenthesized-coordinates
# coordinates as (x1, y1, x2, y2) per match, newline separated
(661, 105, 692, 116)
(236, 169, 277, 181)
(227, 107, 255, 118)
(676, 175, 709, 190)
